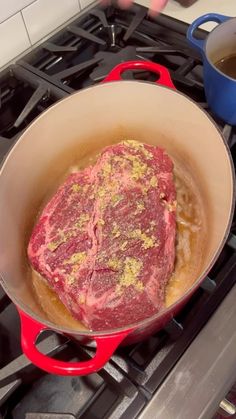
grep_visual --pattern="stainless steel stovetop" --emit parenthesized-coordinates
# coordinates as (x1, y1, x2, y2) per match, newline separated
(0, 3, 236, 419)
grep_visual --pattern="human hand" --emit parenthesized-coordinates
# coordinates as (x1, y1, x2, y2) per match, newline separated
(115, 0, 169, 15)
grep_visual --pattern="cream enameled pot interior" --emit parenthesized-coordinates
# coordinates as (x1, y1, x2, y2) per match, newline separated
(0, 81, 234, 333)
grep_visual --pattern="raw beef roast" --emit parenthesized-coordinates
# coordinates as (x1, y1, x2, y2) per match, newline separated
(28, 140, 176, 330)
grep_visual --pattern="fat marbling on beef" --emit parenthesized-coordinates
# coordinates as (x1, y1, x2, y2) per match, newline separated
(28, 140, 176, 330)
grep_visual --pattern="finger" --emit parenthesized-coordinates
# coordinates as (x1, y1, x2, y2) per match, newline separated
(101, 0, 111, 6)
(149, 0, 168, 16)
(117, 0, 133, 9)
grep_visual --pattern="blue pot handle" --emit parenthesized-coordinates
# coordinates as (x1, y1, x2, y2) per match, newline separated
(187, 13, 231, 55)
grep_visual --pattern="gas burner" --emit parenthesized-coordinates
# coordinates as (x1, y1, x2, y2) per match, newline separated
(18, 4, 203, 93)
(0, 66, 67, 160)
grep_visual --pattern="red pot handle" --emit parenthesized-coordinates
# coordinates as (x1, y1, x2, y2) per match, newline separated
(104, 60, 176, 89)
(18, 310, 131, 376)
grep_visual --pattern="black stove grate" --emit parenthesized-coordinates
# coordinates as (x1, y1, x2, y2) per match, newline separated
(0, 65, 67, 161)
(0, 4, 236, 419)
(18, 4, 204, 91)
(18, 3, 236, 141)
(1, 236, 236, 419)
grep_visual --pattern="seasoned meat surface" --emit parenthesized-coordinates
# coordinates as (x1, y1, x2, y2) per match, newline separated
(28, 140, 176, 330)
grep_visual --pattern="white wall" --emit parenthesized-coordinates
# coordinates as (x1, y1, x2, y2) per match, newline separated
(0, 0, 95, 69)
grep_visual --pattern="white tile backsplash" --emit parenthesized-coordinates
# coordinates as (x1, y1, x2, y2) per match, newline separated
(0, 0, 96, 69)
(22, 0, 80, 44)
(0, 0, 35, 24)
(0, 12, 30, 68)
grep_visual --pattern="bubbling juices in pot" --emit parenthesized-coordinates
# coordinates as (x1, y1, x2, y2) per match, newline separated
(32, 270, 88, 330)
(31, 142, 206, 330)
(165, 165, 205, 307)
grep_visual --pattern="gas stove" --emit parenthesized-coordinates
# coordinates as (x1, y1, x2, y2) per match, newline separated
(0, 3, 236, 419)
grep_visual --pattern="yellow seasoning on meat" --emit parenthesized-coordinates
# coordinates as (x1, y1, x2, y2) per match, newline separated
(112, 222, 121, 238)
(63, 251, 86, 265)
(131, 158, 147, 181)
(71, 184, 81, 193)
(120, 241, 128, 251)
(97, 187, 106, 198)
(136, 202, 145, 212)
(66, 275, 76, 285)
(123, 140, 153, 159)
(117, 257, 144, 294)
(108, 257, 122, 270)
(129, 229, 155, 249)
(111, 194, 123, 207)
(79, 294, 86, 304)
(47, 241, 59, 251)
(75, 213, 90, 229)
(150, 176, 158, 188)
(102, 162, 112, 177)
(47, 229, 69, 252)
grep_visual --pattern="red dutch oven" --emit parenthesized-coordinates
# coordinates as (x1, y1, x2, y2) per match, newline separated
(0, 61, 234, 376)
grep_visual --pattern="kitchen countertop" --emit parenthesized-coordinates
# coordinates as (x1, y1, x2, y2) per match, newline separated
(135, 0, 236, 30)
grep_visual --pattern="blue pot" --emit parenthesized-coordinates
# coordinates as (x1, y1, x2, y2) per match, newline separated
(187, 13, 236, 125)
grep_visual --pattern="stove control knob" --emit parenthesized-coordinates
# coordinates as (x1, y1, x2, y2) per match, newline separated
(217, 398, 236, 417)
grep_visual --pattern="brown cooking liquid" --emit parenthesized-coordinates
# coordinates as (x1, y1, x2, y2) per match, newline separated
(215, 54, 236, 79)
(31, 146, 205, 331)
